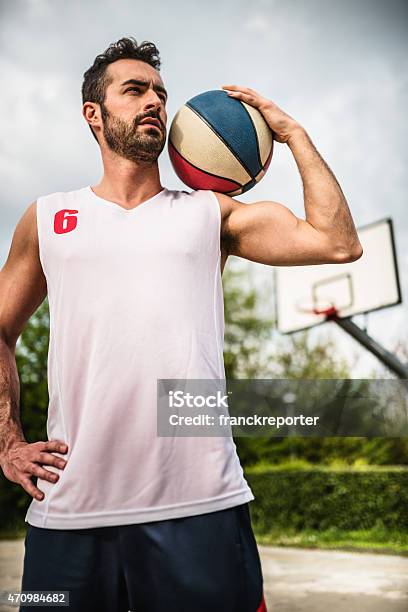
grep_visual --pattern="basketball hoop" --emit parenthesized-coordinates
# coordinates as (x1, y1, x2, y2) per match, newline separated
(312, 305, 339, 318)
(295, 299, 339, 319)
(273, 219, 408, 378)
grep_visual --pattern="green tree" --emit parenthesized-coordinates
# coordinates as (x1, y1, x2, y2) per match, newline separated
(223, 267, 273, 378)
(17, 299, 50, 442)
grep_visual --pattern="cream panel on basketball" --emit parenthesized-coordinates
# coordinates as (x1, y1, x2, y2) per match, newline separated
(241, 101, 273, 166)
(169, 105, 252, 185)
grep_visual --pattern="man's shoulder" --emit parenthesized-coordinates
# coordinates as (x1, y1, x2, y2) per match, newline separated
(35, 186, 88, 203)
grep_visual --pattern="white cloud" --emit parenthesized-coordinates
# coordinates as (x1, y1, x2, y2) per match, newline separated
(243, 14, 271, 33)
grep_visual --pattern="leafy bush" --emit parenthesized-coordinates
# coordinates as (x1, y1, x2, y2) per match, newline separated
(245, 464, 408, 534)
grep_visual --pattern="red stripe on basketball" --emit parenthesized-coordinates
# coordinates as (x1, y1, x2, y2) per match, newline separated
(257, 595, 267, 611)
(169, 142, 241, 192)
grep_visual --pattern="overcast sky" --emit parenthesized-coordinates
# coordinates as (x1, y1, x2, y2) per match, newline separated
(1, 0, 407, 376)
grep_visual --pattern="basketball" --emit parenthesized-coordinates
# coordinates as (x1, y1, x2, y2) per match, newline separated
(168, 90, 274, 196)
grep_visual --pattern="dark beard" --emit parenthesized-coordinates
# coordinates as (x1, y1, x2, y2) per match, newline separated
(100, 103, 166, 164)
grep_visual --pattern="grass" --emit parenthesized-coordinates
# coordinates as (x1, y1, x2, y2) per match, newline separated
(254, 526, 408, 556)
(246, 459, 408, 473)
(245, 460, 408, 555)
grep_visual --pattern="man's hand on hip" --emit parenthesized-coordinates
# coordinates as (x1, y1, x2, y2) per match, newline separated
(0, 439, 68, 501)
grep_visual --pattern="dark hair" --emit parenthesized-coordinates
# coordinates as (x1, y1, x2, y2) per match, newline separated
(82, 36, 161, 141)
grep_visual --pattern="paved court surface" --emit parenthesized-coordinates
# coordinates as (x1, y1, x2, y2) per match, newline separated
(259, 544, 408, 611)
(0, 538, 407, 611)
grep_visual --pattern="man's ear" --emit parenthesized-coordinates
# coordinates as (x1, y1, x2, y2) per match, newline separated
(82, 102, 102, 143)
(82, 101, 100, 130)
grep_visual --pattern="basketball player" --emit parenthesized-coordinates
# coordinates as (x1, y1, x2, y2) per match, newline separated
(0, 37, 362, 611)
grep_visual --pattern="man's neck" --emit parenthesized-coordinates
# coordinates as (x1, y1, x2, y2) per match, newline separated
(93, 154, 163, 207)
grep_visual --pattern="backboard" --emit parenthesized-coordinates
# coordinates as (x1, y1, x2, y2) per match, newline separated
(274, 218, 402, 334)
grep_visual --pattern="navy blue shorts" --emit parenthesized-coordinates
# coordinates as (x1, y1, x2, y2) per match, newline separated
(20, 502, 267, 611)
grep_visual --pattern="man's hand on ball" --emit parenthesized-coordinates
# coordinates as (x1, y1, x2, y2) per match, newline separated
(221, 85, 302, 144)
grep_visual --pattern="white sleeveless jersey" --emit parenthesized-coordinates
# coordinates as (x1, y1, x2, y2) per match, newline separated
(25, 186, 254, 529)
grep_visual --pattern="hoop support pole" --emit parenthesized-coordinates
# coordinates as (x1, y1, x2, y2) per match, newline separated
(329, 314, 408, 379)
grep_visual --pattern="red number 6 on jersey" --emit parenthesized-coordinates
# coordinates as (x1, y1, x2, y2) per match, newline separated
(54, 209, 79, 234)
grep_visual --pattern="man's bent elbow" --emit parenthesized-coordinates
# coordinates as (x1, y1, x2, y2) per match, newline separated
(333, 242, 364, 263)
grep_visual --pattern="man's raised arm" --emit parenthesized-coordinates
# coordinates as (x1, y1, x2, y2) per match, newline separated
(216, 85, 363, 266)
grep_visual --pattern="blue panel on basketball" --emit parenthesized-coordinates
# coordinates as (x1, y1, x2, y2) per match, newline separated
(187, 90, 262, 178)
(169, 89, 274, 195)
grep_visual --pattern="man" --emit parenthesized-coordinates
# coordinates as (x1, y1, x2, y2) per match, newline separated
(0, 37, 362, 612)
